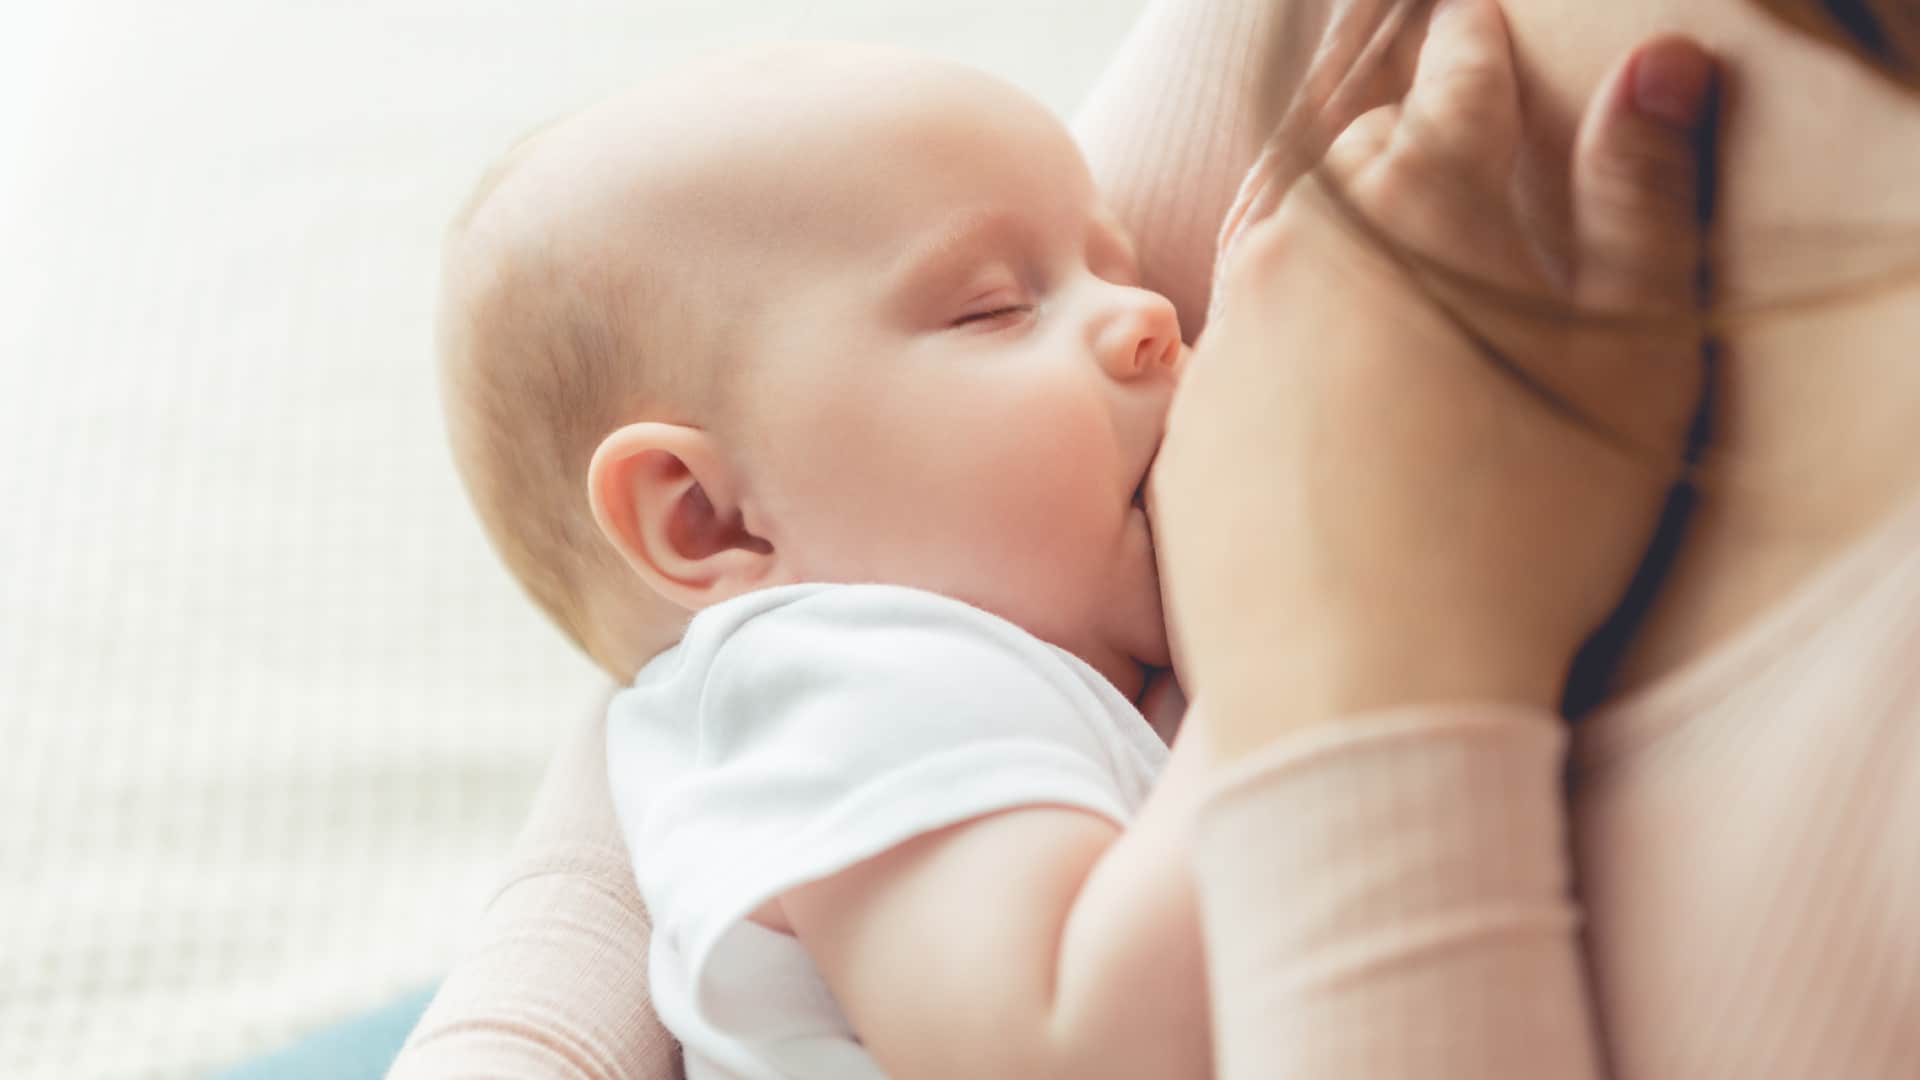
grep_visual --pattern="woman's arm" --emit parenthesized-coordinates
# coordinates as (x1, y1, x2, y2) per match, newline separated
(1153, 2, 1723, 1075)
(1194, 705, 1598, 1077)
(388, 690, 684, 1080)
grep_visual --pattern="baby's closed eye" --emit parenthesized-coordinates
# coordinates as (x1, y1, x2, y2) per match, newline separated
(952, 304, 1033, 327)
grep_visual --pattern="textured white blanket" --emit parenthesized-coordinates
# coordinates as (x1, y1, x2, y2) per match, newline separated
(0, 3, 1140, 1076)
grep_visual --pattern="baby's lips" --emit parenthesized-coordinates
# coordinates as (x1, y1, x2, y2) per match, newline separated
(1132, 446, 1161, 509)
(1134, 454, 1162, 512)
(1168, 340, 1192, 378)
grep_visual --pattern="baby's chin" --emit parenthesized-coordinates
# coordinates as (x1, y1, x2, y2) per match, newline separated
(1135, 542, 1174, 670)
(1126, 582, 1174, 666)
(1070, 604, 1166, 703)
(1131, 628, 1174, 675)
(1114, 604, 1174, 681)
(1113, 515, 1172, 669)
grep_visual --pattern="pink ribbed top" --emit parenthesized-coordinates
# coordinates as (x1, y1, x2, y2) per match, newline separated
(1193, 487, 1920, 1079)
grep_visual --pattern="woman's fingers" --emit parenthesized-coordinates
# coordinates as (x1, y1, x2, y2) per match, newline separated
(1396, 0, 1521, 188)
(1215, 0, 1521, 292)
(1322, 103, 1399, 180)
(1340, 0, 1534, 291)
(1566, 36, 1720, 451)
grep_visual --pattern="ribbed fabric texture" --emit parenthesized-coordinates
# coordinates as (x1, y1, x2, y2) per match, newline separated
(1071, 0, 1285, 338)
(1190, 486, 1920, 1079)
(1565, 488, 1920, 1080)
(1192, 710, 1602, 1079)
(391, 696, 685, 1080)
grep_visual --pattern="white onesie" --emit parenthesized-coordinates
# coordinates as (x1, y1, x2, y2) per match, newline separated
(606, 583, 1169, 1079)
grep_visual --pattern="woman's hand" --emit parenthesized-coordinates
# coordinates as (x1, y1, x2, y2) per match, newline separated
(1150, 0, 1722, 756)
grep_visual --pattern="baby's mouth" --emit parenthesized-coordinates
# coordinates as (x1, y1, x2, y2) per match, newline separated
(1131, 448, 1158, 511)
(1131, 473, 1154, 550)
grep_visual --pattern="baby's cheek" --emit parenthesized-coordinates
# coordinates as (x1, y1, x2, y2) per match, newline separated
(997, 465, 1119, 605)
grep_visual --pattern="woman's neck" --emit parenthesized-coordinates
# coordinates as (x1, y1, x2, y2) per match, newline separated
(1504, 0, 1920, 696)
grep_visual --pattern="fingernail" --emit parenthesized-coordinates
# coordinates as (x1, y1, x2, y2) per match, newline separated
(1632, 40, 1716, 128)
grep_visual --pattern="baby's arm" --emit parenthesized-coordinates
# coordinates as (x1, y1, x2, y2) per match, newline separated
(779, 707, 1219, 1080)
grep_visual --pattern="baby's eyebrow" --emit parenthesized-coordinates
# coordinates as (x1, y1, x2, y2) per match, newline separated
(885, 210, 1030, 304)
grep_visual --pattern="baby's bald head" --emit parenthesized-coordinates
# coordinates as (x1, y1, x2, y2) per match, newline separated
(437, 42, 1056, 677)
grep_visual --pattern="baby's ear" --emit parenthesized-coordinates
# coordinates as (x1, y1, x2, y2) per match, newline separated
(587, 422, 780, 612)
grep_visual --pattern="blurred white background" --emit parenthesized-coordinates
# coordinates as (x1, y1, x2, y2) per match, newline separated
(0, 2, 1147, 1076)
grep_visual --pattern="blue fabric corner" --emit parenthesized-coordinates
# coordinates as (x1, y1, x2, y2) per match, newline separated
(206, 985, 438, 1080)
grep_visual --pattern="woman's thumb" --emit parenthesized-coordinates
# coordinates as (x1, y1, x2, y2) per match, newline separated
(1572, 36, 1720, 316)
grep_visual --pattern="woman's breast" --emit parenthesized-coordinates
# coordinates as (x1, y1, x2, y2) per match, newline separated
(1568, 519, 1920, 1077)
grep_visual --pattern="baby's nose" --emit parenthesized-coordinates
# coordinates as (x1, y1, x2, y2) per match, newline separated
(1098, 290, 1181, 380)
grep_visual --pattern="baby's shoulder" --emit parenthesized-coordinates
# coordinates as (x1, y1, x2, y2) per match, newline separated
(619, 582, 1128, 751)
(653, 582, 1056, 683)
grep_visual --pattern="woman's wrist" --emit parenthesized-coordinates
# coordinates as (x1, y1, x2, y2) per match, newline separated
(1195, 641, 1564, 761)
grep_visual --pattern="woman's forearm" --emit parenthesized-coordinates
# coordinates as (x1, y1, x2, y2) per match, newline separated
(1191, 703, 1604, 1080)
(390, 867, 681, 1080)
(389, 692, 684, 1080)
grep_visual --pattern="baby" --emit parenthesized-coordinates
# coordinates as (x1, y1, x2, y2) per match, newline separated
(439, 41, 1213, 1079)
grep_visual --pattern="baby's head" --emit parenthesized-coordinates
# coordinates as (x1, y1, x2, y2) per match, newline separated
(439, 42, 1183, 697)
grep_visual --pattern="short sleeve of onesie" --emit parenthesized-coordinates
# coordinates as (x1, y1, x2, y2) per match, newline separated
(606, 583, 1167, 1079)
